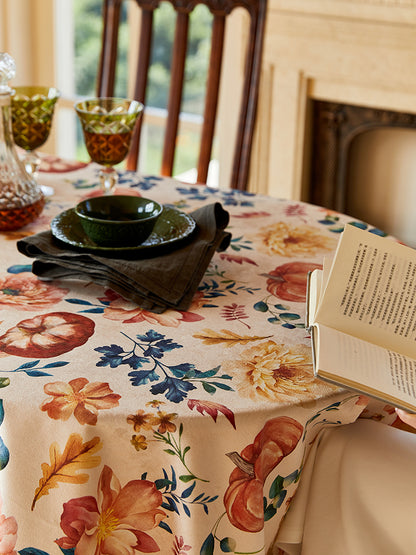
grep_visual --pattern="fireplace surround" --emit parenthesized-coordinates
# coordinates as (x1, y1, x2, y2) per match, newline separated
(308, 100, 416, 213)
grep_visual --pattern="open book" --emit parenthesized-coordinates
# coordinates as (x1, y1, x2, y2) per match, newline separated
(307, 223, 416, 413)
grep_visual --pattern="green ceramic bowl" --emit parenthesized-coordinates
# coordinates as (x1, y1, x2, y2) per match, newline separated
(75, 195, 163, 247)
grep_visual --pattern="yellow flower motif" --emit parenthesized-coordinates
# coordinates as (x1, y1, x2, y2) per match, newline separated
(146, 399, 164, 408)
(151, 411, 178, 433)
(223, 340, 334, 402)
(259, 222, 336, 257)
(131, 434, 148, 451)
(126, 409, 154, 432)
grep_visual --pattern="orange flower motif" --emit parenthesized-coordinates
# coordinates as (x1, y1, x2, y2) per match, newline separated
(131, 434, 148, 451)
(55, 465, 166, 554)
(258, 222, 336, 257)
(126, 410, 155, 432)
(151, 411, 177, 434)
(146, 399, 164, 408)
(0, 272, 68, 310)
(99, 290, 204, 326)
(41, 377, 121, 425)
(223, 340, 334, 402)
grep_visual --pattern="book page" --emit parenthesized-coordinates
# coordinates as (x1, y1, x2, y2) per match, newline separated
(314, 224, 416, 359)
(306, 257, 333, 327)
(321, 255, 334, 292)
(306, 269, 322, 328)
(314, 323, 416, 411)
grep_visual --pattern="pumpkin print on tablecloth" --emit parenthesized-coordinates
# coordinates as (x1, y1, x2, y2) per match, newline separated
(265, 261, 323, 303)
(0, 312, 95, 358)
(39, 155, 89, 173)
(224, 416, 303, 532)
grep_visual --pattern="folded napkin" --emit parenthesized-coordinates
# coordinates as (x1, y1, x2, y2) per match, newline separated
(17, 203, 231, 313)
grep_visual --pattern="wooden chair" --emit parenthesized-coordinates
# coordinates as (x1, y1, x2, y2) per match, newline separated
(97, 0, 267, 190)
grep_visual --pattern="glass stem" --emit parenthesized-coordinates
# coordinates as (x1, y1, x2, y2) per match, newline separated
(23, 150, 41, 177)
(22, 150, 54, 197)
(99, 166, 118, 194)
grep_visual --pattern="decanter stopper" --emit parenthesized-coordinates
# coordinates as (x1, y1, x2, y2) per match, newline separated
(0, 52, 44, 231)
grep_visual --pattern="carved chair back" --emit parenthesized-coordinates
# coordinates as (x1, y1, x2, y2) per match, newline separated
(97, 0, 267, 190)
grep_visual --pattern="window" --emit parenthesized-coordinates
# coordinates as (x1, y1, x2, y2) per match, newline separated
(0, 0, 243, 187)
(57, 0, 215, 177)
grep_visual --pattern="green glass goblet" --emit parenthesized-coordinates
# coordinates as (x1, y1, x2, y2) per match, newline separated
(11, 86, 60, 195)
(75, 97, 143, 195)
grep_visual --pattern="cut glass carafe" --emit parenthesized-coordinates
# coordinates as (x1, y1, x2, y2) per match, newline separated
(0, 53, 44, 231)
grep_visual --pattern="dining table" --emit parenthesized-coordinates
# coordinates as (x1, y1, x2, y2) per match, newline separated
(0, 157, 398, 555)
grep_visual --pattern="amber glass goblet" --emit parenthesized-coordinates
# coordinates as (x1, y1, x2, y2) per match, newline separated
(75, 97, 143, 195)
(11, 86, 60, 180)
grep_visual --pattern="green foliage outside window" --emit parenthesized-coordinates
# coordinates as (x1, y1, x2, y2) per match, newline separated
(73, 0, 213, 176)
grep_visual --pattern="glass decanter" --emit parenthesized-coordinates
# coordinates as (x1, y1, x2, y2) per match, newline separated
(0, 53, 44, 231)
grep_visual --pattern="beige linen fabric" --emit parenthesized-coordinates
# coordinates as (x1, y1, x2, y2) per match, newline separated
(274, 419, 416, 555)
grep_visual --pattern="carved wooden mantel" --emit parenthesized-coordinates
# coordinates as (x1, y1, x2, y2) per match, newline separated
(309, 102, 416, 212)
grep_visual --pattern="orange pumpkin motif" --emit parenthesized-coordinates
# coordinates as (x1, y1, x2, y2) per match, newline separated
(224, 416, 303, 532)
(0, 312, 95, 358)
(266, 262, 323, 302)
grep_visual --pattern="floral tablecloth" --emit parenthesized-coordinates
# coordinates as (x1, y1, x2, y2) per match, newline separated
(0, 160, 396, 555)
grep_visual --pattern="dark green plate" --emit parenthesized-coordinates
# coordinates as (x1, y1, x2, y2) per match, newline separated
(50, 205, 196, 256)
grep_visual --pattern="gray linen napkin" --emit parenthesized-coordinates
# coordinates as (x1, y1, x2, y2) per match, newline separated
(17, 203, 231, 313)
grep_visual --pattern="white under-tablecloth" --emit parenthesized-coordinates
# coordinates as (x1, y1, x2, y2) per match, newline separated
(273, 418, 416, 555)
